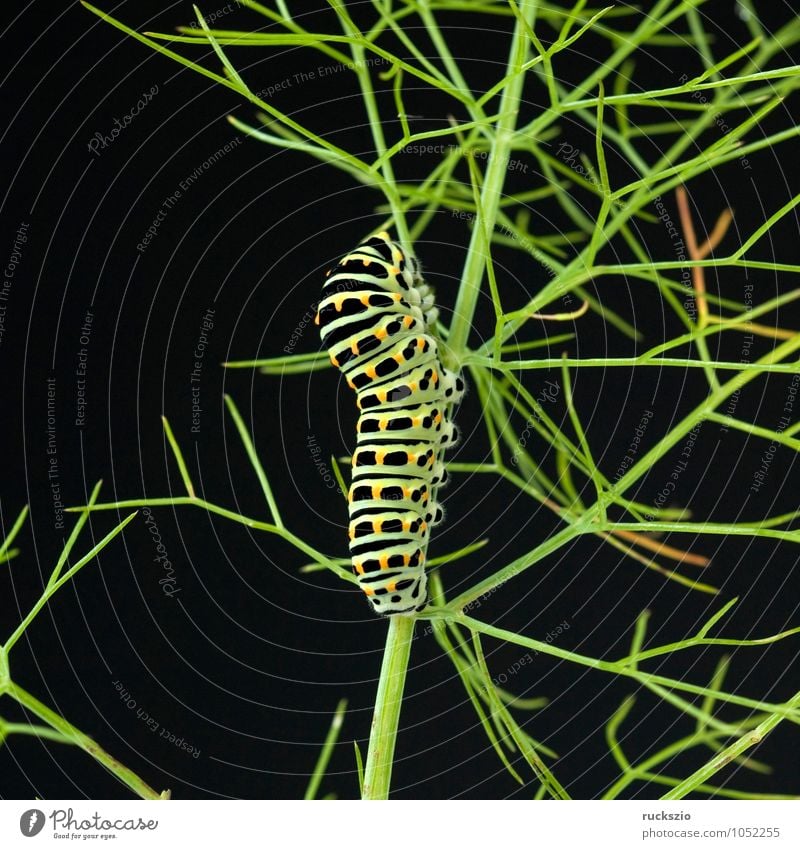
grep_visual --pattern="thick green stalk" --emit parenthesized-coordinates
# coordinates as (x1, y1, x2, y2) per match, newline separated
(445, 0, 537, 363)
(362, 615, 415, 799)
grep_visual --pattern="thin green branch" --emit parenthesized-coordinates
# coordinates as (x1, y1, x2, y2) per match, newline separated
(305, 698, 348, 800)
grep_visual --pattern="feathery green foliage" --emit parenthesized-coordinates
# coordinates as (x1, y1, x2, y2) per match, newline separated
(47, 0, 800, 798)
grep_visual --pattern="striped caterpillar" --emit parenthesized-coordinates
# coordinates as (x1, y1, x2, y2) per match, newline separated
(316, 232, 463, 614)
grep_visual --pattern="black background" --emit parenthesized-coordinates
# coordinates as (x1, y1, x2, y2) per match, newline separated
(1, 0, 799, 800)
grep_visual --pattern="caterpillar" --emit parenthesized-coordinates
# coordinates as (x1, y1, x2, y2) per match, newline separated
(316, 231, 464, 615)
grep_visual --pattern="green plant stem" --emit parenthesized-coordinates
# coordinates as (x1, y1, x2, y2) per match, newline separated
(362, 615, 415, 799)
(305, 698, 347, 800)
(8, 682, 164, 799)
(338, 5, 410, 247)
(663, 688, 800, 800)
(445, 0, 537, 364)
